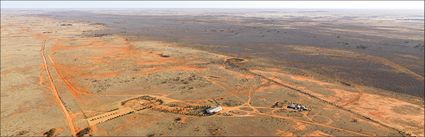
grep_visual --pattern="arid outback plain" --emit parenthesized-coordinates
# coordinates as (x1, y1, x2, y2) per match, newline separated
(1, 9, 424, 136)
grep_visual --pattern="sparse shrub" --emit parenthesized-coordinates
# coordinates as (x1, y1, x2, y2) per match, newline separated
(43, 128, 56, 137)
(76, 127, 91, 137)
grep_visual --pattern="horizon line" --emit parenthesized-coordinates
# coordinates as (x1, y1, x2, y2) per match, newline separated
(1, 1, 424, 10)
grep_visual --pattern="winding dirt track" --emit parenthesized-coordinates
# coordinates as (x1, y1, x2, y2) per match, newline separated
(221, 58, 407, 135)
(3, 14, 421, 136)
(219, 81, 370, 136)
(243, 67, 405, 135)
(41, 40, 77, 137)
(41, 41, 402, 136)
(39, 38, 404, 136)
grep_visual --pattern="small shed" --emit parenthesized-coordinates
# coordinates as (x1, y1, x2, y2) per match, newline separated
(206, 106, 222, 114)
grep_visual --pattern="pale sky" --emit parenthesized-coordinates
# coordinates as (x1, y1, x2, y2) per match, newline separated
(1, 1, 424, 10)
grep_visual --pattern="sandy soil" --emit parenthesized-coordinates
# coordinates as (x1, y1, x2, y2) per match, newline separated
(44, 9, 424, 97)
(1, 11, 424, 136)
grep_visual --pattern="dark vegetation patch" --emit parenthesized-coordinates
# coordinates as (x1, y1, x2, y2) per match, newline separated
(16, 130, 29, 136)
(159, 53, 170, 58)
(43, 128, 57, 137)
(224, 58, 248, 72)
(60, 23, 72, 26)
(88, 78, 112, 93)
(220, 99, 243, 107)
(76, 127, 91, 137)
(47, 11, 424, 98)
(339, 81, 352, 87)
(271, 101, 288, 108)
(160, 72, 208, 92)
(92, 33, 111, 37)
(89, 22, 107, 26)
(208, 127, 223, 136)
(355, 45, 368, 49)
